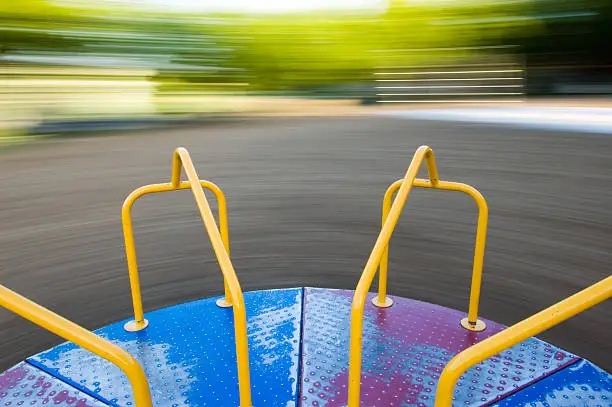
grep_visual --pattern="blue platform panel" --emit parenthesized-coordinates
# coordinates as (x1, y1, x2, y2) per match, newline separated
(492, 359, 612, 407)
(0, 362, 109, 407)
(299, 288, 579, 407)
(28, 288, 303, 407)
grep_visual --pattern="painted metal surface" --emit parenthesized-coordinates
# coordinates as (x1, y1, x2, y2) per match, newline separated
(28, 288, 303, 407)
(301, 288, 579, 407)
(434, 275, 612, 407)
(0, 362, 108, 407)
(3, 287, 609, 407)
(0, 285, 152, 407)
(493, 359, 612, 407)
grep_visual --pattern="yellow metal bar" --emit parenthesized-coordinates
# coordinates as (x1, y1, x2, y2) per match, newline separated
(0, 285, 153, 407)
(434, 275, 612, 407)
(375, 185, 397, 308)
(171, 147, 252, 407)
(348, 145, 437, 406)
(122, 148, 251, 406)
(377, 178, 488, 329)
(122, 179, 232, 329)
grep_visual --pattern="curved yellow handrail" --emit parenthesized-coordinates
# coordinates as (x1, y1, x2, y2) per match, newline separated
(122, 179, 232, 330)
(0, 285, 153, 407)
(377, 178, 488, 329)
(434, 274, 612, 406)
(348, 145, 489, 406)
(122, 147, 252, 407)
(348, 145, 438, 406)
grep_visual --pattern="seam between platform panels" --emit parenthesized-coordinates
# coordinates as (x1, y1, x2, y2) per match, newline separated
(25, 359, 117, 407)
(481, 357, 582, 406)
(295, 287, 307, 407)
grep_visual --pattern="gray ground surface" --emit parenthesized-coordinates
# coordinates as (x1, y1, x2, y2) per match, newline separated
(1, 117, 610, 372)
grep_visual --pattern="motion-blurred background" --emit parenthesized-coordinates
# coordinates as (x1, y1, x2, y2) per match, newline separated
(2, 0, 611, 136)
(1, 0, 611, 375)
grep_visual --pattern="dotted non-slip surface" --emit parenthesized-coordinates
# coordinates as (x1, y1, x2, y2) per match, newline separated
(492, 359, 612, 407)
(0, 362, 107, 407)
(2, 288, 608, 407)
(28, 289, 302, 407)
(299, 288, 579, 407)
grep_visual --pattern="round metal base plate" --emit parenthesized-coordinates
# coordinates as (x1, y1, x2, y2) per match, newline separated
(124, 319, 149, 332)
(371, 296, 394, 308)
(216, 298, 232, 308)
(460, 317, 486, 332)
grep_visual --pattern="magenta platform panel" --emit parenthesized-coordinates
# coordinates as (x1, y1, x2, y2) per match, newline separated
(0, 362, 107, 407)
(299, 288, 579, 407)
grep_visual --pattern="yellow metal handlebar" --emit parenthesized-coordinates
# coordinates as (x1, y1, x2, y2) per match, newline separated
(377, 178, 488, 330)
(349, 145, 610, 407)
(348, 145, 489, 406)
(0, 285, 153, 407)
(348, 145, 441, 406)
(434, 274, 612, 406)
(122, 179, 232, 330)
(122, 147, 252, 407)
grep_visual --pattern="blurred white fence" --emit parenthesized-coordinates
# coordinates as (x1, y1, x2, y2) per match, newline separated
(373, 47, 525, 103)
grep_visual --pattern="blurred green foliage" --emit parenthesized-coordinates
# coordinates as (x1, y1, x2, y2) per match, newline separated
(2, 0, 610, 93)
